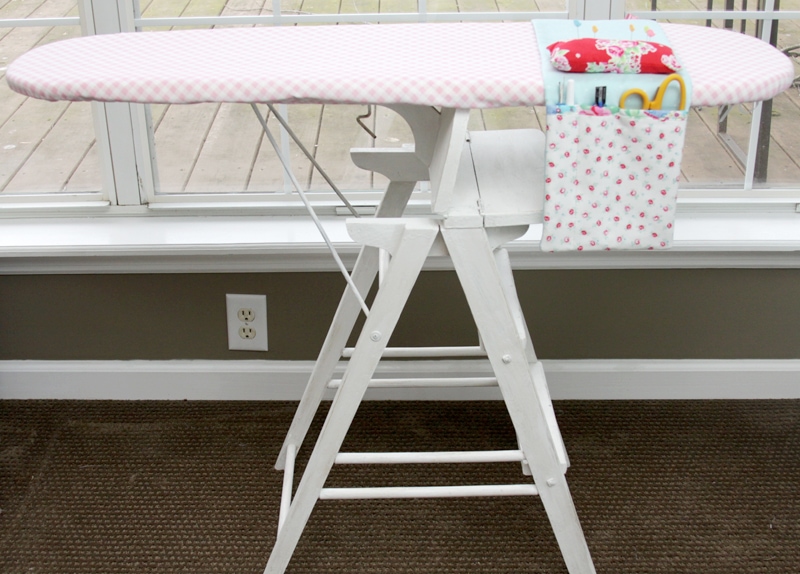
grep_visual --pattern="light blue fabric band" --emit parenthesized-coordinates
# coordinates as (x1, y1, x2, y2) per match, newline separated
(531, 19, 692, 111)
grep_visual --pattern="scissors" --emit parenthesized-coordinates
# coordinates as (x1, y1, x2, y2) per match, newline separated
(619, 73, 687, 111)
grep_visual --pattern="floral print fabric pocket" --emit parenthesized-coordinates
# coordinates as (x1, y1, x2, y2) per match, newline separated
(541, 105, 687, 252)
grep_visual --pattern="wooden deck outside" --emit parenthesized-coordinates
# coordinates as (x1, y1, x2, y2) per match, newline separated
(1, 0, 799, 198)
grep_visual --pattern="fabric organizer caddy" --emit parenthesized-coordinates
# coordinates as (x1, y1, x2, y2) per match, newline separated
(6, 18, 795, 574)
(535, 19, 692, 252)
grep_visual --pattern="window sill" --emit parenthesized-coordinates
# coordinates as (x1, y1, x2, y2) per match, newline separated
(0, 212, 798, 274)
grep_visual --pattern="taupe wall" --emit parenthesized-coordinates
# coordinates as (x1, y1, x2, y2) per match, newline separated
(1, 269, 799, 361)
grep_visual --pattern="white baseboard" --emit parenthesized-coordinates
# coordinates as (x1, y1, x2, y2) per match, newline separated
(1, 359, 799, 401)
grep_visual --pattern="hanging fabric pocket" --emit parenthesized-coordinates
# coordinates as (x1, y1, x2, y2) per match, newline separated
(532, 19, 692, 252)
(541, 104, 687, 252)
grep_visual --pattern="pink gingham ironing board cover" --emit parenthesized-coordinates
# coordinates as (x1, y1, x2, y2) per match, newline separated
(6, 22, 794, 108)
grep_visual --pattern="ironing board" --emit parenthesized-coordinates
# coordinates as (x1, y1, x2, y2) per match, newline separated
(7, 22, 793, 107)
(7, 19, 794, 574)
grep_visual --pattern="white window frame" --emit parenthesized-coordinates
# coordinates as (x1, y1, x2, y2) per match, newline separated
(0, 10, 105, 209)
(1, 0, 799, 274)
(3, 0, 798, 211)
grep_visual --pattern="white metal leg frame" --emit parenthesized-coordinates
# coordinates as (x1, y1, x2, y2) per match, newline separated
(262, 105, 595, 574)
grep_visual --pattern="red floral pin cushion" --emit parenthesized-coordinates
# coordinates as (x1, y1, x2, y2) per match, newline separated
(547, 38, 681, 74)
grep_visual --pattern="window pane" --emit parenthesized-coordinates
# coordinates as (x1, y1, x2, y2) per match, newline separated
(625, 0, 800, 189)
(681, 109, 744, 187)
(1, 10, 103, 197)
(138, 0, 563, 198)
(150, 103, 410, 194)
(137, 0, 567, 19)
(761, 90, 800, 187)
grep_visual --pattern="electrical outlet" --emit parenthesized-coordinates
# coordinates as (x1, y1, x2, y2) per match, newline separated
(238, 308, 255, 323)
(226, 294, 268, 351)
(239, 326, 257, 339)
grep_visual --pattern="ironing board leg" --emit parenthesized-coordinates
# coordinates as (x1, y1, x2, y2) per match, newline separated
(442, 226, 595, 574)
(493, 248, 536, 362)
(263, 220, 439, 574)
(275, 181, 416, 469)
(274, 242, 378, 470)
(494, 248, 569, 470)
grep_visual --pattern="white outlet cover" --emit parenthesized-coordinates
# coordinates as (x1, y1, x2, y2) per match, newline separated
(226, 294, 268, 351)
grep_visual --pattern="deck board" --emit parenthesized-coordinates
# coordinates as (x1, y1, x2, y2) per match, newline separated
(4, 101, 95, 193)
(766, 93, 800, 183)
(311, 104, 374, 190)
(0, 0, 60, 21)
(378, 0, 418, 13)
(155, 103, 222, 193)
(245, 108, 294, 193)
(182, 0, 228, 17)
(427, 0, 459, 12)
(247, 104, 322, 192)
(370, 105, 415, 190)
(61, 137, 101, 193)
(683, 108, 744, 185)
(339, 0, 378, 14)
(0, 98, 69, 191)
(1, 0, 799, 197)
(481, 106, 544, 131)
(184, 103, 266, 193)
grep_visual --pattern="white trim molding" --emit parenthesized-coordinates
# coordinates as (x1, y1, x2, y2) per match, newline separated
(2, 359, 799, 401)
(1, 213, 800, 274)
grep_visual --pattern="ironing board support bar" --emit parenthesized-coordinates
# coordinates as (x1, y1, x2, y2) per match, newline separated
(327, 376, 498, 389)
(251, 104, 370, 317)
(319, 484, 539, 500)
(342, 345, 485, 358)
(334, 449, 525, 465)
(264, 103, 360, 217)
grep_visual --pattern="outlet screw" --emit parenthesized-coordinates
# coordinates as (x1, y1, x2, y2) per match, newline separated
(370, 331, 382, 342)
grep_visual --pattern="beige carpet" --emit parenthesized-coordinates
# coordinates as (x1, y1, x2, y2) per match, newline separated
(1, 400, 798, 573)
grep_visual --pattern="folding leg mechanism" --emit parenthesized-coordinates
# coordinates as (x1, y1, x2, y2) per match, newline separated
(266, 218, 585, 574)
(262, 106, 595, 574)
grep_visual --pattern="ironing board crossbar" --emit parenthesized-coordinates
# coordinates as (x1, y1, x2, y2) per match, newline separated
(327, 376, 497, 389)
(319, 484, 539, 500)
(334, 449, 525, 465)
(251, 104, 370, 317)
(264, 103, 360, 217)
(277, 448, 533, 531)
(342, 345, 486, 358)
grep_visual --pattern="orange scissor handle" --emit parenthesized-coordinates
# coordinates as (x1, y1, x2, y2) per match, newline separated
(619, 87, 652, 109)
(619, 73, 687, 111)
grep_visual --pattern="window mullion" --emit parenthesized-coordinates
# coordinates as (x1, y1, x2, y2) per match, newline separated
(744, 0, 776, 191)
(77, 0, 155, 207)
(569, 0, 624, 19)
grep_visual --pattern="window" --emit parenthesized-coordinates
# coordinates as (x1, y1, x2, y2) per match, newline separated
(1, 0, 798, 261)
(0, 1, 104, 205)
(1, 0, 570, 211)
(625, 0, 800, 203)
(135, 0, 569, 208)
